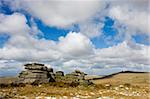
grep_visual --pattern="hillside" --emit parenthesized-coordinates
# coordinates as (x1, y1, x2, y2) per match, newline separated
(0, 77, 18, 84)
(91, 71, 150, 85)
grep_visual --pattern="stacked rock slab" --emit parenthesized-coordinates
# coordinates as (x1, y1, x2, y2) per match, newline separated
(18, 63, 54, 83)
(55, 70, 92, 85)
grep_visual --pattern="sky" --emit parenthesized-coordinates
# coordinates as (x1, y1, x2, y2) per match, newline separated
(0, 0, 150, 76)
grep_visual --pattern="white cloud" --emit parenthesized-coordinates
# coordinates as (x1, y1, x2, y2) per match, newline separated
(109, 6, 149, 35)
(93, 41, 150, 68)
(0, 33, 149, 75)
(0, 13, 60, 62)
(6, 0, 150, 38)
(7, 0, 106, 38)
(58, 32, 94, 57)
(79, 20, 104, 38)
(10, 0, 102, 28)
(0, 60, 24, 77)
(108, 0, 150, 36)
(0, 13, 30, 35)
(58, 41, 150, 75)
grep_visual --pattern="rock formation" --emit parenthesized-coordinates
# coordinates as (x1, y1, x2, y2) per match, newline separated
(55, 70, 92, 85)
(17, 63, 54, 83)
(17, 63, 92, 85)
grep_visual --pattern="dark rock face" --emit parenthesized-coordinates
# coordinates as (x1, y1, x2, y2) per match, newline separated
(17, 63, 92, 85)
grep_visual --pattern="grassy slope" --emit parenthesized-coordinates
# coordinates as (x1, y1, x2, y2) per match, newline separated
(0, 77, 18, 84)
(92, 72, 150, 85)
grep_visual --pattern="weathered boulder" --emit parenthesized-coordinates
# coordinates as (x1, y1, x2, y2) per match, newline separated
(55, 70, 93, 85)
(17, 63, 53, 84)
(69, 70, 87, 80)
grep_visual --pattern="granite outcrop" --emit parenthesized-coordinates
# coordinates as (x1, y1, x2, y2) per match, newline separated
(17, 63, 92, 85)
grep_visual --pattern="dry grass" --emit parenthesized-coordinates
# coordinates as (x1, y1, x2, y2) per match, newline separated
(0, 77, 18, 84)
(92, 73, 150, 85)
(0, 72, 150, 99)
(0, 83, 149, 99)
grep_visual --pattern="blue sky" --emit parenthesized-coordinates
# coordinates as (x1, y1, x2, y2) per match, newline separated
(0, 12, 147, 48)
(0, 0, 149, 76)
(0, 3, 148, 48)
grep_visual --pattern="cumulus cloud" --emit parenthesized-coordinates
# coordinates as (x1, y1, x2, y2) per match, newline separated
(58, 41, 150, 75)
(79, 20, 104, 38)
(0, 33, 150, 75)
(0, 13, 59, 62)
(4, 0, 150, 38)
(108, 0, 150, 36)
(58, 32, 94, 57)
(0, 0, 149, 76)
(0, 13, 30, 35)
(5, 0, 107, 38)
(109, 6, 150, 35)
(9, 0, 103, 28)
(94, 41, 150, 67)
(0, 14, 95, 64)
(0, 32, 94, 61)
